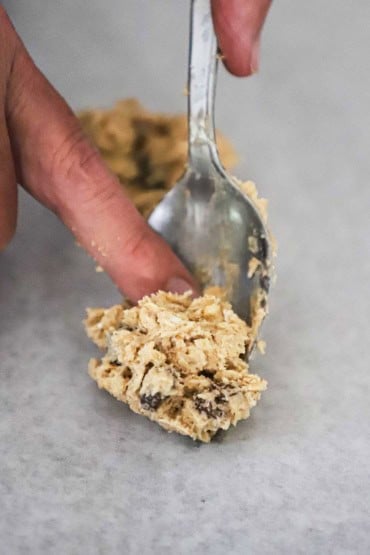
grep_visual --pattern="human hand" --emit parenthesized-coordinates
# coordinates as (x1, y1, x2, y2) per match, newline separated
(0, 7, 197, 302)
(0, 2, 271, 303)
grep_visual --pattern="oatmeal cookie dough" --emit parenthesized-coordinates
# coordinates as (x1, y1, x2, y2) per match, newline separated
(85, 292, 266, 442)
(78, 98, 237, 217)
(81, 99, 275, 442)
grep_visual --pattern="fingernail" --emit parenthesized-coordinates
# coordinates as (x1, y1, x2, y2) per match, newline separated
(165, 277, 195, 295)
(251, 39, 260, 74)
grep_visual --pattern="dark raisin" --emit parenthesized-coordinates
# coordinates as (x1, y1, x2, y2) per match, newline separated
(122, 368, 132, 379)
(199, 370, 214, 379)
(111, 360, 122, 366)
(184, 387, 196, 398)
(140, 393, 163, 411)
(194, 397, 223, 419)
(258, 236, 268, 259)
(259, 275, 270, 292)
(155, 123, 169, 136)
(215, 393, 226, 404)
(167, 398, 184, 418)
(118, 324, 133, 331)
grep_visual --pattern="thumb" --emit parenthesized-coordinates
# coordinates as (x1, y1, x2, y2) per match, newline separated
(5, 26, 197, 301)
(211, 0, 271, 77)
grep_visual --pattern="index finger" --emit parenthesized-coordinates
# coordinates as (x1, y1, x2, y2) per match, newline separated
(4, 19, 197, 301)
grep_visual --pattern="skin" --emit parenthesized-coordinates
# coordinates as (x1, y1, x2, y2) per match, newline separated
(0, 0, 271, 302)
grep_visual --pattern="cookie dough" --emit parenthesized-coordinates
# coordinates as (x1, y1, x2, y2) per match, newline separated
(78, 98, 237, 217)
(81, 98, 275, 442)
(85, 292, 266, 442)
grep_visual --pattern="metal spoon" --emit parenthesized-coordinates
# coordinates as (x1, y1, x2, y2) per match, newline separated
(149, 0, 271, 324)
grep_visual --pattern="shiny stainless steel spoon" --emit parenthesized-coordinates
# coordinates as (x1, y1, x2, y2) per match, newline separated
(149, 0, 271, 324)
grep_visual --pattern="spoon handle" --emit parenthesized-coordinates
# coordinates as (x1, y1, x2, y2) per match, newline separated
(188, 0, 220, 170)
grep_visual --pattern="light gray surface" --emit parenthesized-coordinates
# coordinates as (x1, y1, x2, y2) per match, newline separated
(1, 1, 369, 554)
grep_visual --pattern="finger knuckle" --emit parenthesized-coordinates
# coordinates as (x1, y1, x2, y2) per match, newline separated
(50, 128, 112, 210)
(123, 226, 152, 262)
(50, 127, 88, 180)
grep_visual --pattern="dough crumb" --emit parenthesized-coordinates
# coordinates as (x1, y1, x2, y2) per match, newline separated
(256, 340, 267, 354)
(85, 292, 267, 443)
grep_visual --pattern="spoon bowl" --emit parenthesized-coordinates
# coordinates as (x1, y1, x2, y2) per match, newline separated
(149, 0, 271, 324)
